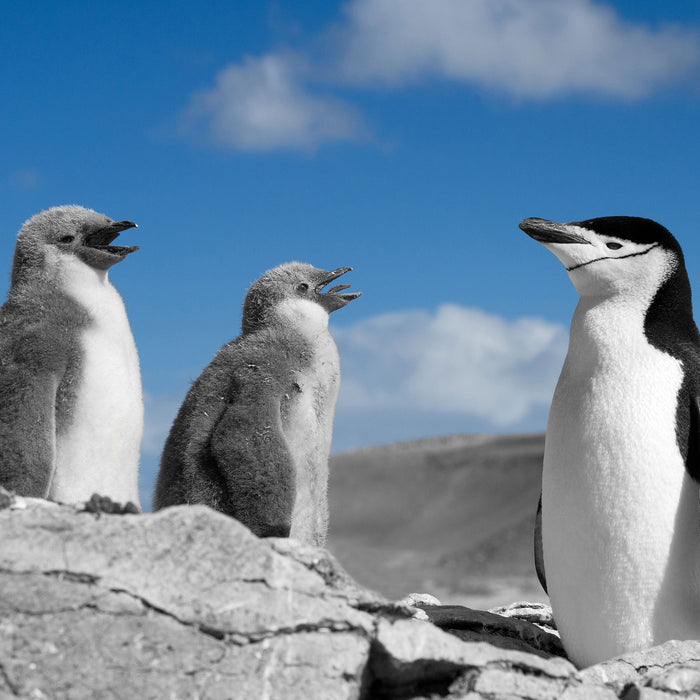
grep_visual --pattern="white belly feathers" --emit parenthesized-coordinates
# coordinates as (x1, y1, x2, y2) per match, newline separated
(277, 303, 340, 545)
(50, 263, 143, 505)
(543, 297, 700, 667)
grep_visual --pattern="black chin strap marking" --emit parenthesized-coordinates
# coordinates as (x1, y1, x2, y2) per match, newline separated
(566, 242, 660, 272)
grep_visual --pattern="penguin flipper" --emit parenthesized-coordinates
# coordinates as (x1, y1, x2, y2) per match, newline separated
(209, 392, 295, 538)
(534, 492, 547, 594)
(0, 370, 58, 498)
(685, 392, 700, 484)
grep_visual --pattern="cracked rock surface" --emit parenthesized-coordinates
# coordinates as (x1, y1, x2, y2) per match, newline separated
(1, 502, 700, 699)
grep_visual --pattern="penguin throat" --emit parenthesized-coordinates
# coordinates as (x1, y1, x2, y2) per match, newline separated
(274, 298, 330, 335)
(58, 253, 110, 289)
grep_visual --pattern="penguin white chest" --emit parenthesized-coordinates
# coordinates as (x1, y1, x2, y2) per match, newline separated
(51, 266, 143, 505)
(543, 298, 700, 667)
(285, 331, 340, 545)
(284, 328, 340, 454)
(276, 302, 341, 546)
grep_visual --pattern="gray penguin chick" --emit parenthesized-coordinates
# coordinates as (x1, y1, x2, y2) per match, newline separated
(0, 206, 142, 506)
(154, 262, 361, 545)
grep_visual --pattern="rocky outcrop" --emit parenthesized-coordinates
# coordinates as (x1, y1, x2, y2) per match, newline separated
(1, 499, 700, 699)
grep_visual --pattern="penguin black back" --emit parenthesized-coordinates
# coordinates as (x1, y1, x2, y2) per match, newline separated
(156, 328, 301, 535)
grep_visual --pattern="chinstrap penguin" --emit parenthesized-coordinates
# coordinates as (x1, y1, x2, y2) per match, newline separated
(520, 215, 700, 668)
(154, 262, 361, 545)
(0, 206, 143, 507)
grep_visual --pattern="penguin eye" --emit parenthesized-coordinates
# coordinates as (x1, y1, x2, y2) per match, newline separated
(297, 283, 309, 294)
(59, 235, 75, 244)
(606, 241, 622, 250)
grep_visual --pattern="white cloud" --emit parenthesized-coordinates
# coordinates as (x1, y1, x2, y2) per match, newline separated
(334, 304, 568, 427)
(180, 1, 700, 151)
(332, 0, 700, 98)
(182, 53, 367, 152)
(137, 308, 565, 490)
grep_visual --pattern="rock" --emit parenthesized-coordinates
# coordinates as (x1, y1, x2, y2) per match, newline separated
(490, 600, 557, 629)
(394, 592, 443, 620)
(0, 485, 13, 509)
(646, 663, 700, 694)
(579, 640, 700, 689)
(370, 616, 575, 697)
(81, 493, 141, 515)
(418, 603, 565, 658)
(0, 503, 373, 699)
(2, 501, 700, 699)
(267, 536, 385, 609)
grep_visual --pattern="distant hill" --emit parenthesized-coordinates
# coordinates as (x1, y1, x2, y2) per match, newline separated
(327, 433, 548, 609)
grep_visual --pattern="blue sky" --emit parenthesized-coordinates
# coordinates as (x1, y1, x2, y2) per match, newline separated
(2, 1, 700, 508)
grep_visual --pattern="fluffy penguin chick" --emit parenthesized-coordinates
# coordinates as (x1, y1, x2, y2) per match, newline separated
(520, 216, 700, 668)
(154, 262, 361, 545)
(0, 206, 142, 506)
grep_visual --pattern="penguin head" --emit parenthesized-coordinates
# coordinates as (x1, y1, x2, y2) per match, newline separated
(13, 205, 139, 285)
(242, 262, 361, 334)
(519, 216, 683, 298)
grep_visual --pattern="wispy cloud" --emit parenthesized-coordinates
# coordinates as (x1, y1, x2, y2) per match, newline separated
(335, 304, 568, 426)
(181, 53, 367, 152)
(179, 0, 700, 152)
(9, 170, 40, 191)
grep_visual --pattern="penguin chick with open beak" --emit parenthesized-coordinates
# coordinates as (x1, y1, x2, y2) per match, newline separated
(0, 205, 143, 507)
(521, 215, 700, 667)
(155, 262, 361, 546)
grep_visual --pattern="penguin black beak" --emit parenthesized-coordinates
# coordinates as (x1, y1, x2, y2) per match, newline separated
(519, 218, 591, 245)
(316, 267, 362, 313)
(78, 220, 139, 270)
(83, 221, 140, 256)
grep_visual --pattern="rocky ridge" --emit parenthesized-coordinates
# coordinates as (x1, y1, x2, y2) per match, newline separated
(1, 499, 700, 699)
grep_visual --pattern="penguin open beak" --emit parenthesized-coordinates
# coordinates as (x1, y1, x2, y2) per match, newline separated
(316, 267, 362, 313)
(78, 220, 139, 270)
(83, 221, 140, 256)
(519, 218, 591, 245)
